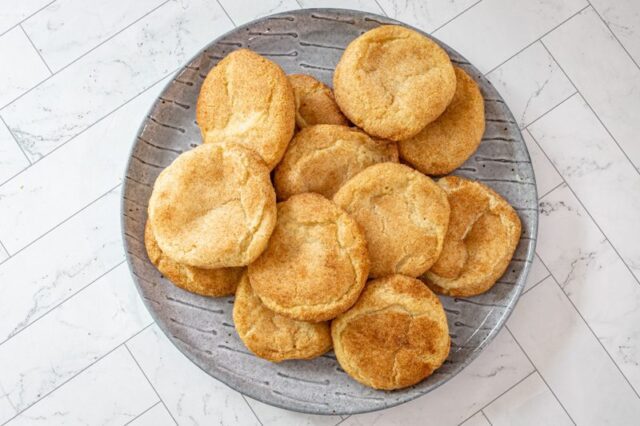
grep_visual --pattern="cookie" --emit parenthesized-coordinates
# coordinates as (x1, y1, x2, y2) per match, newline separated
(399, 67, 485, 175)
(422, 176, 522, 297)
(144, 221, 243, 297)
(332, 274, 450, 390)
(248, 193, 369, 322)
(233, 273, 332, 362)
(289, 74, 348, 128)
(333, 25, 456, 141)
(333, 163, 450, 278)
(196, 49, 295, 169)
(148, 143, 276, 268)
(274, 124, 398, 200)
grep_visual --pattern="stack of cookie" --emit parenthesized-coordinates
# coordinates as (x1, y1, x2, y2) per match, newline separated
(145, 25, 521, 391)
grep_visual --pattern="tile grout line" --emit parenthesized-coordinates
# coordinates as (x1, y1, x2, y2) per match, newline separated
(0, 0, 57, 38)
(480, 410, 493, 426)
(0, 259, 126, 347)
(294, 0, 303, 8)
(0, 182, 121, 266)
(0, 322, 155, 426)
(521, 272, 551, 296)
(524, 92, 577, 131)
(0, 114, 32, 166)
(372, 0, 388, 16)
(0, 239, 9, 258)
(527, 129, 640, 288)
(586, 1, 640, 71)
(124, 343, 179, 426)
(19, 23, 53, 75)
(504, 326, 577, 425)
(123, 400, 163, 426)
(240, 395, 264, 426)
(536, 180, 565, 201)
(540, 40, 640, 177)
(430, 0, 483, 34)
(0, 0, 171, 111)
(482, 4, 590, 75)
(215, 0, 237, 27)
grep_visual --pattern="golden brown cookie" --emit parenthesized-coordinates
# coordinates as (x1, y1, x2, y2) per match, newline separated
(332, 274, 450, 390)
(148, 143, 276, 269)
(233, 273, 332, 362)
(399, 67, 485, 175)
(333, 163, 450, 278)
(333, 25, 456, 141)
(248, 193, 369, 322)
(274, 124, 398, 200)
(196, 49, 295, 169)
(289, 74, 348, 128)
(144, 221, 243, 297)
(422, 176, 522, 297)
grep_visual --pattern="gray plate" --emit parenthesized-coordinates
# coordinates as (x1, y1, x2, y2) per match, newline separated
(121, 8, 537, 416)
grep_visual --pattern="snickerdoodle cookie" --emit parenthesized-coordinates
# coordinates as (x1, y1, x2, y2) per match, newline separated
(233, 273, 332, 362)
(332, 274, 450, 390)
(333, 163, 450, 278)
(333, 25, 456, 141)
(144, 221, 243, 297)
(399, 67, 485, 175)
(422, 176, 521, 297)
(248, 193, 369, 322)
(274, 124, 398, 200)
(196, 49, 295, 169)
(148, 143, 276, 269)
(289, 74, 348, 128)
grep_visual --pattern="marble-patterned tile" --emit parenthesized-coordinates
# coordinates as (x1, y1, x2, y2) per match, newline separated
(588, 0, 640, 73)
(522, 129, 563, 198)
(245, 397, 341, 426)
(543, 7, 640, 169)
(483, 373, 573, 426)
(433, 0, 587, 73)
(126, 325, 260, 426)
(22, 0, 166, 72)
(218, 0, 299, 25)
(0, 27, 50, 107)
(528, 94, 640, 281)
(508, 277, 640, 425)
(460, 411, 491, 426)
(6, 347, 158, 426)
(0, 187, 124, 343)
(376, 0, 478, 32)
(537, 184, 640, 394)
(0, 76, 167, 253)
(0, 120, 28, 185)
(129, 403, 176, 426)
(0, 0, 233, 162)
(297, 0, 383, 14)
(343, 329, 533, 426)
(487, 42, 575, 129)
(0, 263, 151, 422)
(524, 253, 550, 293)
(0, 0, 51, 34)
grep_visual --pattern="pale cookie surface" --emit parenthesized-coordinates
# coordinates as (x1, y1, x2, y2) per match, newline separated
(333, 163, 450, 278)
(422, 176, 522, 297)
(289, 74, 348, 128)
(274, 124, 398, 200)
(233, 273, 332, 362)
(333, 25, 456, 141)
(144, 221, 243, 297)
(399, 67, 485, 175)
(248, 193, 369, 322)
(196, 49, 295, 169)
(148, 143, 276, 268)
(332, 274, 450, 390)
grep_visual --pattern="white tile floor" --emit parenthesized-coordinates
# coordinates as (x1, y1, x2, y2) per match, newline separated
(0, 0, 638, 424)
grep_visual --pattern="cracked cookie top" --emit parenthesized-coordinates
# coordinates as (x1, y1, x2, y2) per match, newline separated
(233, 273, 332, 362)
(148, 143, 276, 268)
(248, 193, 369, 322)
(333, 162, 450, 278)
(274, 124, 398, 200)
(421, 176, 522, 297)
(331, 274, 450, 390)
(288, 74, 348, 129)
(196, 49, 295, 169)
(333, 25, 456, 141)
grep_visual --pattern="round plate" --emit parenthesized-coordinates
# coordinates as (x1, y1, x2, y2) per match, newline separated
(122, 8, 537, 415)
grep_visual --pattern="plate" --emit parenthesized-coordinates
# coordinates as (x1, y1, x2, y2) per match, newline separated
(121, 8, 537, 415)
